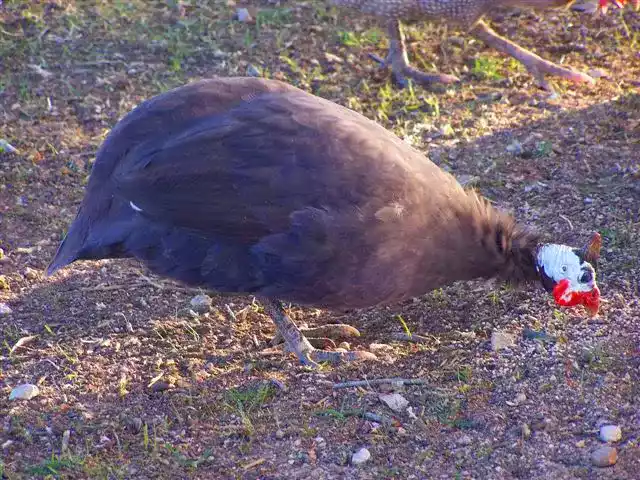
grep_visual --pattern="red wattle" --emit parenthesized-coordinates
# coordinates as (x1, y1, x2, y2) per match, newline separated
(552, 279, 601, 316)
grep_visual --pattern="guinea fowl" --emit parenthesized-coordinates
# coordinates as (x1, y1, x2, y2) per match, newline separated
(47, 77, 601, 367)
(330, 0, 634, 89)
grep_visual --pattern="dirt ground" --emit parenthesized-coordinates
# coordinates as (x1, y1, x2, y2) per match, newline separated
(1, 1, 639, 479)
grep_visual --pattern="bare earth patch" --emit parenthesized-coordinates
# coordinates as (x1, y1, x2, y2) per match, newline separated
(1, 1, 639, 479)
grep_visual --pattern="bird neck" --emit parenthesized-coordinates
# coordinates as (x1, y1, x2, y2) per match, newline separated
(451, 190, 542, 286)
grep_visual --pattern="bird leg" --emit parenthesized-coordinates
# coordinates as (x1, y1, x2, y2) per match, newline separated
(373, 19, 460, 87)
(261, 299, 377, 368)
(470, 20, 595, 91)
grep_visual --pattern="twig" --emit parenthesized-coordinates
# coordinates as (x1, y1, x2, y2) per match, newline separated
(317, 408, 394, 425)
(360, 411, 388, 423)
(137, 273, 167, 290)
(74, 60, 127, 66)
(136, 273, 197, 292)
(390, 333, 433, 343)
(333, 377, 442, 389)
(224, 304, 238, 322)
(42, 358, 62, 371)
(559, 214, 574, 230)
(80, 284, 131, 292)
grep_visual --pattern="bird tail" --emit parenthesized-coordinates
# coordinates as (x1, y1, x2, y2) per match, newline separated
(46, 193, 135, 276)
(46, 205, 92, 276)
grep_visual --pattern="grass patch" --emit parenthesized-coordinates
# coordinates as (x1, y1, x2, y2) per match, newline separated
(472, 57, 503, 81)
(224, 382, 277, 436)
(25, 454, 84, 478)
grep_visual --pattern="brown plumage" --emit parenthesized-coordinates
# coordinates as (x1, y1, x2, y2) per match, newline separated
(330, 0, 607, 89)
(47, 77, 600, 367)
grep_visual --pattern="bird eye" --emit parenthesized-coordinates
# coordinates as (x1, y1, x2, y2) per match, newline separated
(580, 268, 593, 284)
(561, 265, 568, 273)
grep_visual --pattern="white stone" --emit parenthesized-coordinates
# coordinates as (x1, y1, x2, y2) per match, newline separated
(0, 303, 12, 316)
(9, 384, 40, 400)
(352, 447, 371, 465)
(236, 8, 253, 23)
(591, 446, 617, 467)
(491, 331, 516, 351)
(190, 294, 212, 314)
(379, 393, 409, 412)
(599, 425, 622, 443)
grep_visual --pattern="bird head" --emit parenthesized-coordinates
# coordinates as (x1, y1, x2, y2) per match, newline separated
(535, 233, 602, 316)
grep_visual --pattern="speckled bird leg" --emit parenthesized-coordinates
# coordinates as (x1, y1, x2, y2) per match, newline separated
(374, 19, 459, 87)
(262, 299, 377, 367)
(470, 20, 595, 91)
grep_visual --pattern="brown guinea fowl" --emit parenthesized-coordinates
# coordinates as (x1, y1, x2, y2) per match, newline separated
(330, 0, 620, 89)
(47, 77, 601, 368)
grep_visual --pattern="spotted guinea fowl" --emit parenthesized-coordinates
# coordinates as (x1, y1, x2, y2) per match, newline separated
(330, 0, 634, 89)
(47, 77, 601, 367)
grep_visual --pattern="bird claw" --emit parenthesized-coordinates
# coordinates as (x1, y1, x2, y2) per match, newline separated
(307, 349, 378, 366)
(400, 67, 460, 86)
(290, 344, 377, 368)
(369, 51, 459, 87)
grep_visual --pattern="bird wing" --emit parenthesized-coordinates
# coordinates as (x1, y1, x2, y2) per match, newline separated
(113, 90, 419, 244)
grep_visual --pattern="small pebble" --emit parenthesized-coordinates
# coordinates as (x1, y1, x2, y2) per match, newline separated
(506, 140, 524, 155)
(9, 384, 40, 400)
(190, 294, 212, 314)
(246, 64, 262, 77)
(522, 423, 531, 440)
(588, 68, 609, 79)
(324, 52, 343, 64)
(599, 425, 622, 443)
(150, 381, 171, 393)
(0, 303, 12, 316)
(507, 392, 527, 406)
(276, 429, 285, 439)
(491, 331, 516, 351)
(379, 393, 409, 412)
(456, 434, 472, 446)
(338, 342, 350, 350)
(128, 417, 143, 433)
(61, 430, 70, 453)
(236, 7, 253, 22)
(351, 447, 371, 465)
(23, 267, 39, 280)
(591, 446, 617, 467)
(575, 439, 586, 448)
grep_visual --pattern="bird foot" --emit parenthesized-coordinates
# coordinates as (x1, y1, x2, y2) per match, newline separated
(528, 64, 595, 93)
(262, 299, 377, 368)
(369, 52, 460, 88)
(397, 66, 460, 88)
(293, 346, 378, 369)
(270, 323, 361, 346)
